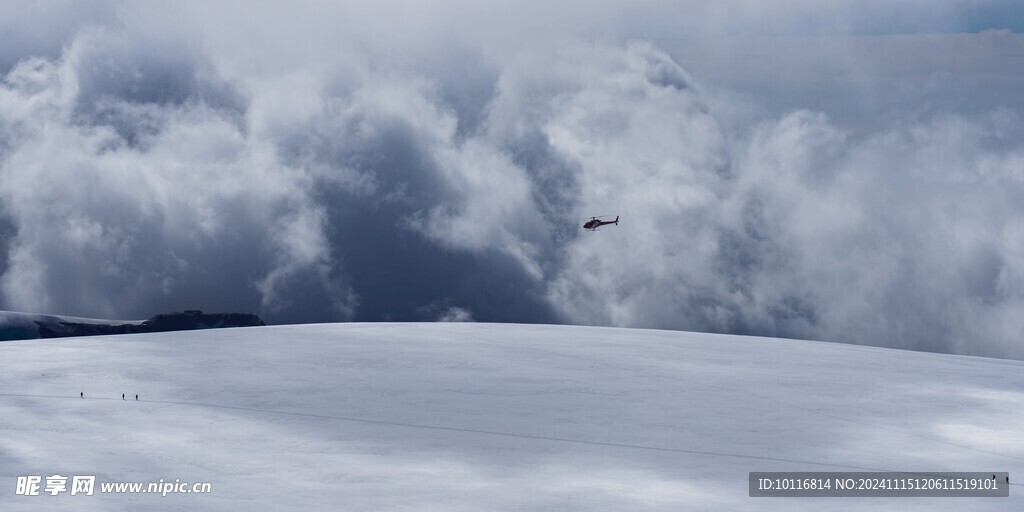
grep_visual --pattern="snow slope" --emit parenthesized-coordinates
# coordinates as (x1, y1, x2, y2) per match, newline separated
(0, 323, 1021, 511)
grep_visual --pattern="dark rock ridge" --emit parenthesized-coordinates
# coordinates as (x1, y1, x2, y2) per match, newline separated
(36, 310, 265, 339)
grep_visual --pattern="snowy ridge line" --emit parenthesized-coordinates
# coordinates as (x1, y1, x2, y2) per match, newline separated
(512, 343, 1024, 464)
(0, 392, 972, 474)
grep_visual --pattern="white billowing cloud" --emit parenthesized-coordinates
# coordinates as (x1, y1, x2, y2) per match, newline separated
(0, 28, 355, 321)
(547, 82, 1024, 357)
(517, 40, 1024, 358)
(423, 139, 547, 279)
(437, 306, 474, 322)
(789, 111, 1024, 358)
(541, 43, 730, 327)
(0, 2, 1022, 358)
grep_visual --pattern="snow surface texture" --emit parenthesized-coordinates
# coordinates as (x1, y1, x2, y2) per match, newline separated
(0, 323, 1021, 511)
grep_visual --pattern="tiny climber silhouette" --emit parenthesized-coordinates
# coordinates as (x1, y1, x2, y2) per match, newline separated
(135, 394, 138, 401)
(80, 392, 83, 399)
(122, 393, 125, 400)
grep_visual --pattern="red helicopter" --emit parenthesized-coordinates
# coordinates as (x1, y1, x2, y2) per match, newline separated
(583, 215, 619, 231)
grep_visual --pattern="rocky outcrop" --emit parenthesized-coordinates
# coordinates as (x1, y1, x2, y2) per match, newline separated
(36, 310, 264, 339)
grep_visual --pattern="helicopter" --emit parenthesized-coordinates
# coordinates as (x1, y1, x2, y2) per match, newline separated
(583, 215, 619, 231)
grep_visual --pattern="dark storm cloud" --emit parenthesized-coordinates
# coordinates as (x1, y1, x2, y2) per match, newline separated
(0, 2, 1023, 358)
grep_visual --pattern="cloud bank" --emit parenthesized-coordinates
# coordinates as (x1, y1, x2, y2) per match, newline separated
(0, 2, 1022, 358)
